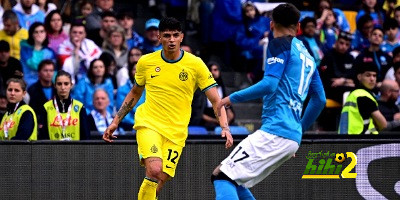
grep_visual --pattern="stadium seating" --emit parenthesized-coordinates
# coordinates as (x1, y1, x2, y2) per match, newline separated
(215, 126, 250, 135)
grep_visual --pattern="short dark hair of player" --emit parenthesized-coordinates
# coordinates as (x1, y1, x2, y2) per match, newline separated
(6, 78, 27, 91)
(272, 3, 300, 28)
(383, 18, 398, 31)
(300, 17, 316, 31)
(101, 11, 116, 20)
(338, 31, 354, 41)
(55, 70, 72, 82)
(158, 17, 182, 32)
(38, 59, 56, 72)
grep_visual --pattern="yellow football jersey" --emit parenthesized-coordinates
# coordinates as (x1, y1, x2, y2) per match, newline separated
(134, 50, 216, 147)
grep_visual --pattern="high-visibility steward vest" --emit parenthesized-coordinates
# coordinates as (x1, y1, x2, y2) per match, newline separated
(0, 104, 37, 140)
(338, 89, 378, 135)
(44, 99, 83, 140)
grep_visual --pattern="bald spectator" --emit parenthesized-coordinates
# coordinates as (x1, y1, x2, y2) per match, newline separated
(0, 10, 28, 59)
(12, 0, 45, 29)
(85, 0, 114, 31)
(379, 79, 400, 131)
(142, 18, 162, 54)
(87, 89, 115, 135)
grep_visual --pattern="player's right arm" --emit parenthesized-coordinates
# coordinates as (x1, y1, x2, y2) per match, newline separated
(103, 85, 144, 142)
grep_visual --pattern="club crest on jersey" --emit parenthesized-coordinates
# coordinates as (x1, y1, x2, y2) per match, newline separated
(155, 67, 161, 72)
(74, 105, 79, 112)
(179, 69, 188, 81)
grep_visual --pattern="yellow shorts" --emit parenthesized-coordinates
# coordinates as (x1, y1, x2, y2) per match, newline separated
(136, 127, 183, 178)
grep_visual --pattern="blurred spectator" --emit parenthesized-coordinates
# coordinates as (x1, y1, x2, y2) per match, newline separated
(87, 88, 115, 135)
(0, 91, 6, 120)
(164, 0, 187, 24)
(116, 62, 145, 131)
(381, 18, 400, 55)
(74, 0, 93, 25)
(394, 6, 400, 28)
(102, 25, 128, 70)
(379, 79, 400, 130)
(0, 40, 23, 92)
(320, 31, 356, 105)
(354, 27, 391, 84)
(36, 0, 57, 15)
(142, 18, 162, 54)
(116, 47, 142, 87)
(338, 61, 387, 134)
(352, 15, 374, 52)
(21, 22, 57, 87)
(27, 59, 55, 134)
(72, 59, 114, 113)
(209, 0, 242, 71)
(12, 0, 45, 29)
(378, 79, 400, 119)
(314, 0, 350, 32)
(201, 61, 234, 130)
(383, 0, 398, 17)
(45, 10, 68, 53)
(58, 22, 102, 83)
(297, 17, 326, 67)
(85, 0, 114, 31)
(40, 70, 89, 140)
(356, 0, 385, 27)
(384, 46, 400, 80)
(0, 10, 28, 59)
(0, 78, 37, 140)
(117, 10, 143, 50)
(393, 62, 400, 103)
(87, 11, 117, 47)
(0, 0, 12, 30)
(235, 1, 270, 83)
(99, 52, 118, 89)
(316, 8, 339, 50)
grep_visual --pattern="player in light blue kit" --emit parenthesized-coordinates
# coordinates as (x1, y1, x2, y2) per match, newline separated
(211, 3, 326, 199)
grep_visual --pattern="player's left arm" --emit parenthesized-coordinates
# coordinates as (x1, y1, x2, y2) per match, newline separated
(301, 70, 326, 132)
(205, 87, 233, 149)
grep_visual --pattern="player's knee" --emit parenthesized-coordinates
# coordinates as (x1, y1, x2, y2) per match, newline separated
(146, 164, 163, 180)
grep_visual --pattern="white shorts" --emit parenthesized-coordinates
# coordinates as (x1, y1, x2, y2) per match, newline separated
(220, 130, 299, 188)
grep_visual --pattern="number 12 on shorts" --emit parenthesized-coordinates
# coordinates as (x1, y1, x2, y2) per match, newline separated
(231, 146, 249, 163)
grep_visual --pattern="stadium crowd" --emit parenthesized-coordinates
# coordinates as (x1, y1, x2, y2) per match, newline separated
(1, 0, 400, 140)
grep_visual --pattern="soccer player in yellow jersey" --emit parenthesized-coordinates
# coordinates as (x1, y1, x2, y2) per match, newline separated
(103, 17, 233, 199)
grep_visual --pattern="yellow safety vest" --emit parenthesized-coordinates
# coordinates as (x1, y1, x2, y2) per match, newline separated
(0, 104, 37, 140)
(338, 89, 378, 134)
(44, 99, 83, 140)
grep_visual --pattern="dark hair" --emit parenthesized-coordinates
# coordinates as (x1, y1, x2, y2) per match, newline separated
(6, 78, 27, 91)
(128, 47, 142, 83)
(338, 31, 354, 41)
(44, 10, 64, 34)
(395, 6, 400, 13)
(99, 52, 115, 75)
(55, 70, 72, 83)
(70, 22, 86, 33)
(393, 46, 400, 57)
(371, 27, 384, 35)
(88, 59, 106, 84)
(356, 14, 373, 31)
(207, 61, 226, 96)
(394, 61, 400, 73)
(159, 17, 182, 32)
(272, 3, 300, 28)
(35, 0, 51, 12)
(38, 59, 56, 72)
(2, 10, 18, 22)
(27, 22, 49, 46)
(79, 0, 93, 10)
(101, 11, 116, 20)
(314, 0, 332, 18)
(300, 17, 316, 31)
(361, 0, 384, 25)
(117, 10, 135, 20)
(383, 18, 398, 31)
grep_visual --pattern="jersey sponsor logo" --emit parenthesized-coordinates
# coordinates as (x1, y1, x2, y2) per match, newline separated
(54, 132, 76, 139)
(0, 120, 16, 131)
(179, 70, 188, 81)
(50, 116, 79, 127)
(151, 74, 159, 78)
(267, 57, 284, 65)
(155, 67, 161, 72)
(289, 99, 303, 113)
